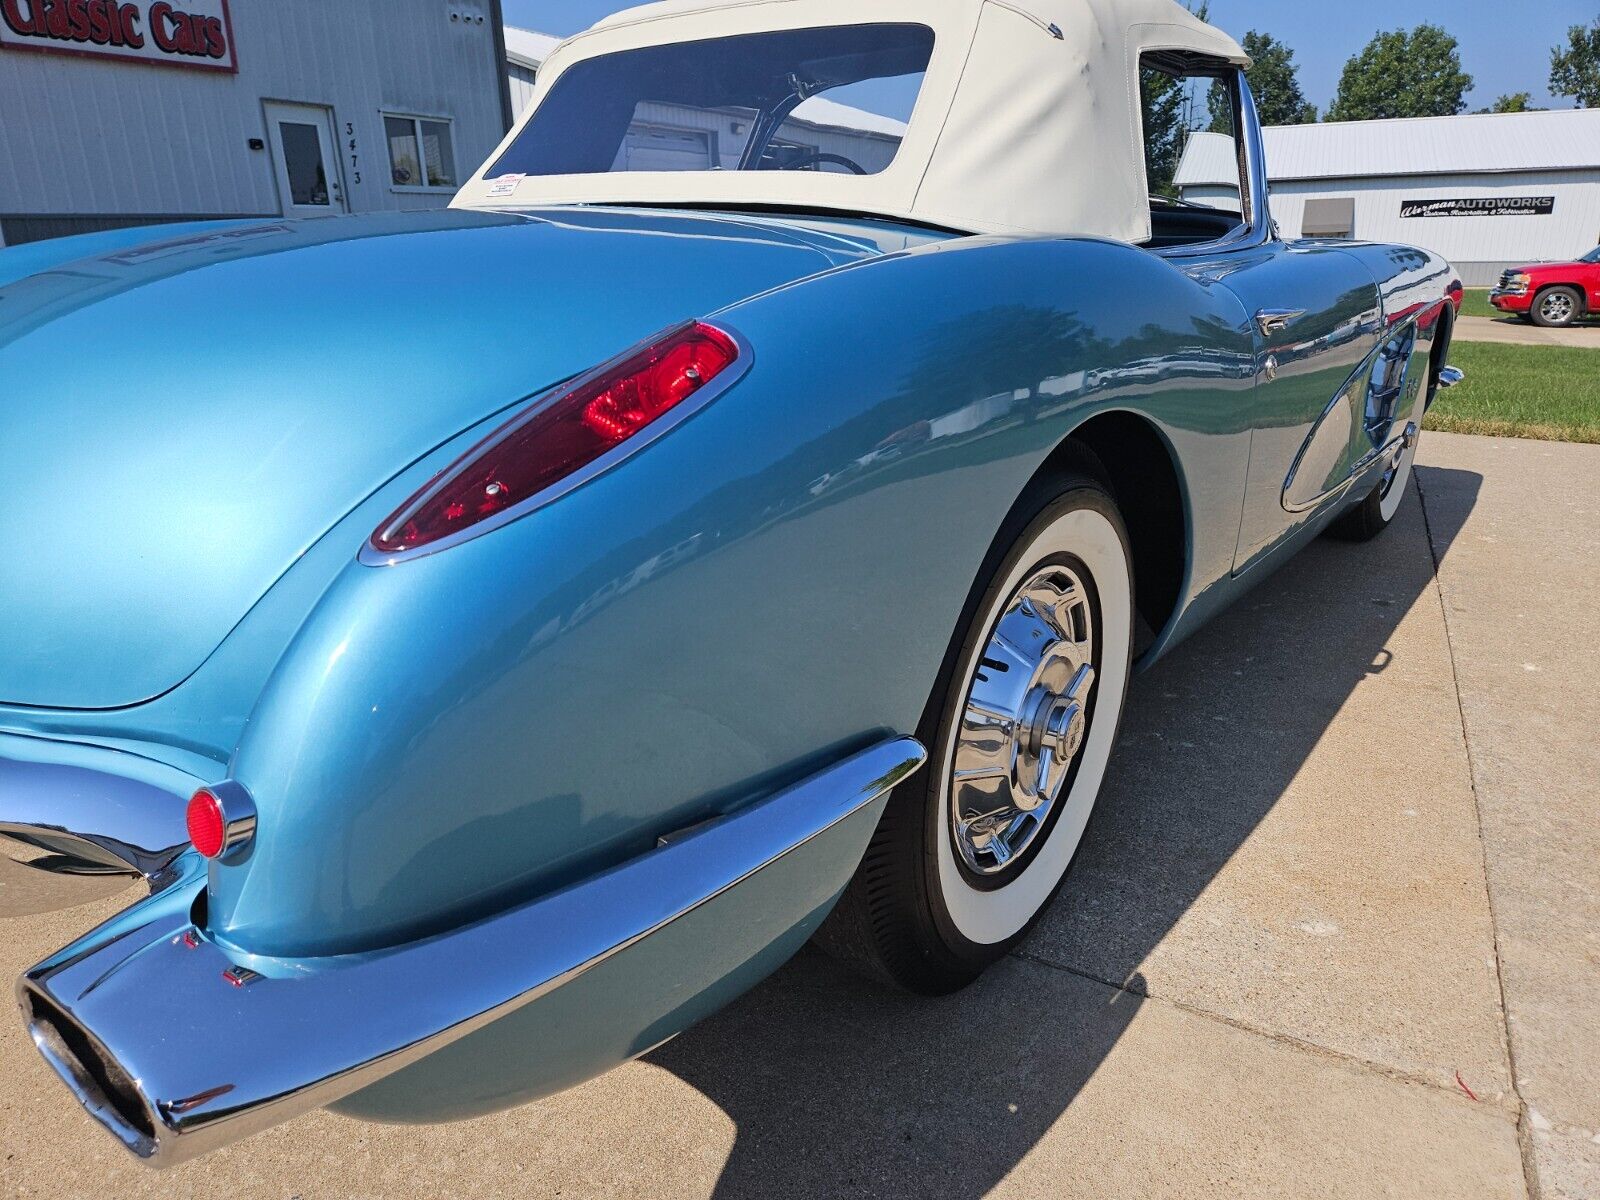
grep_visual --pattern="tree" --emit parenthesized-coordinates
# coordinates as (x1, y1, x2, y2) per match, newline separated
(1143, 65, 1189, 196)
(1140, 0, 1214, 195)
(1550, 18, 1600, 108)
(1326, 25, 1473, 121)
(1478, 92, 1542, 114)
(1209, 31, 1317, 131)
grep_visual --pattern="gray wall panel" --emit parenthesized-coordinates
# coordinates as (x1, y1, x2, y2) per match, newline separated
(0, 1, 505, 225)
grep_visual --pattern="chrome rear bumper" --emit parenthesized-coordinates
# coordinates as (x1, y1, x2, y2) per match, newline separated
(1, 743, 193, 918)
(17, 736, 924, 1167)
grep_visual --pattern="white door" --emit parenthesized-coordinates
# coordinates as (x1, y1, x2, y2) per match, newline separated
(619, 126, 715, 172)
(264, 102, 347, 217)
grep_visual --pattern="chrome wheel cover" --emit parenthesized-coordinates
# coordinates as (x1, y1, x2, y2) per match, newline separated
(1541, 292, 1575, 324)
(949, 563, 1097, 878)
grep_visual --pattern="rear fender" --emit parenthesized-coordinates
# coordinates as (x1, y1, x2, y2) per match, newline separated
(210, 235, 1253, 960)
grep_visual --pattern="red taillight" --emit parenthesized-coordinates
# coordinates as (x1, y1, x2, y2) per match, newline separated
(186, 789, 227, 859)
(372, 321, 741, 554)
(186, 782, 257, 861)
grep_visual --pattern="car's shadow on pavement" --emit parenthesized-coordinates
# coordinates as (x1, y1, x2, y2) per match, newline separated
(645, 467, 1482, 1199)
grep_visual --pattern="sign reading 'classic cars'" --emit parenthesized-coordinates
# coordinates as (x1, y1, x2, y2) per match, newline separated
(0, 0, 236, 72)
(1400, 196, 1555, 219)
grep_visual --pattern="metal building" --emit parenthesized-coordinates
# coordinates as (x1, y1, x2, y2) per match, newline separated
(1176, 109, 1600, 285)
(503, 25, 908, 176)
(0, 1, 513, 247)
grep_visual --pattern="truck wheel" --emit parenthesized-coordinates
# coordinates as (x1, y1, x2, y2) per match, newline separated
(817, 462, 1134, 994)
(1532, 286, 1582, 328)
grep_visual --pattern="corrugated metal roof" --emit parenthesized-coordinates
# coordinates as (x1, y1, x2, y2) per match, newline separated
(504, 26, 562, 69)
(1177, 108, 1600, 186)
(787, 96, 909, 139)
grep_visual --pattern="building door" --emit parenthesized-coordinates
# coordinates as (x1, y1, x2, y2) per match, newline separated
(264, 102, 347, 218)
(618, 126, 715, 172)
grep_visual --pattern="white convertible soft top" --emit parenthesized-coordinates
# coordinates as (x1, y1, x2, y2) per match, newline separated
(453, 0, 1247, 245)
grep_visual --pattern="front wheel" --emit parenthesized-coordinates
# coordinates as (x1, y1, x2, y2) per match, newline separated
(817, 470, 1135, 994)
(1532, 286, 1582, 328)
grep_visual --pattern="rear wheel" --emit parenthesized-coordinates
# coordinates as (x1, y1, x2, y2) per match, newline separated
(1532, 286, 1582, 328)
(1327, 422, 1419, 542)
(817, 469, 1135, 994)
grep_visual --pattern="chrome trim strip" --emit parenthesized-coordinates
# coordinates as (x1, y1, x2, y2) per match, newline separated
(1, 754, 191, 919)
(359, 320, 755, 566)
(18, 736, 926, 1167)
(1279, 315, 1424, 515)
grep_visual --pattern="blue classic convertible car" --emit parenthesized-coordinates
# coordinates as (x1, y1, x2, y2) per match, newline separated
(2, 0, 1461, 1166)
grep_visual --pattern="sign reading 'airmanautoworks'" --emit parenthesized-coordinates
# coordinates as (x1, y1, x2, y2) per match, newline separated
(0, 0, 235, 72)
(1400, 196, 1555, 219)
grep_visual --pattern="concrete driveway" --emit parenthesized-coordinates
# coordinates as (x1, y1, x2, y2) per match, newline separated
(1454, 314, 1600, 348)
(2, 432, 1595, 1199)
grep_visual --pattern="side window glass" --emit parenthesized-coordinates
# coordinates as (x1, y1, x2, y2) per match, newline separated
(1141, 59, 1249, 249)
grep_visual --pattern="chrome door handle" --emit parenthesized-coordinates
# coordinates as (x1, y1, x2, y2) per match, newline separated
(1255, 308, 1305, 337)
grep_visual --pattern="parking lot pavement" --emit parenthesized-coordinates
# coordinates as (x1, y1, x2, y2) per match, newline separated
(1454, 315, 1600, 348)
(1, 432, 1592, 1199)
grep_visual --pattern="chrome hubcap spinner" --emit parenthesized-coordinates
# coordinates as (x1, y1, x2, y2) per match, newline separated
(950, 565, 1097, 877)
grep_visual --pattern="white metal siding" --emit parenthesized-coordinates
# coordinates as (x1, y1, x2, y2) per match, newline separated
(508, 62, 538, 118)
(0, 0, 506, 222)
(1268, 172, 1600, 284)
(1177, 115, 1600, 285)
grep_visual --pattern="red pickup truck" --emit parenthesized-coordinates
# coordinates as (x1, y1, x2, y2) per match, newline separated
(1489, 246, 1600, 327)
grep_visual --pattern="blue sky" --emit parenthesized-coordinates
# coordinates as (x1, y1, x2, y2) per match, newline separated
(501, 0, 1597, 112)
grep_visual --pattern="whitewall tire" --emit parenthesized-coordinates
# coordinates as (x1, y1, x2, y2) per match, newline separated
(817, 463, 1135, 993)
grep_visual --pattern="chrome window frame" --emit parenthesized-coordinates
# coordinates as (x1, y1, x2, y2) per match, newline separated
(1152, 70, 1275, 260)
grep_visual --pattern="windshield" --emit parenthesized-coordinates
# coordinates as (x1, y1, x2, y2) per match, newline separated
(1582, 246, 1600, 264)
(489, 24, 934, 180)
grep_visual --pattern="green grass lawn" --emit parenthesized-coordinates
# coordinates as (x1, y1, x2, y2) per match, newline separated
(1459, 289, 1501, 320)
(1425, 341, 1600, 443)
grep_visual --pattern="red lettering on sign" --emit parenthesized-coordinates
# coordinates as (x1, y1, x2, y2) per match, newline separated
(1, 0, 232, 68)
(85, 0, 109, 42)
(0, 0, 40, 37)
(148, 3, 223, 55)
(148, 0, 171, 46)
(116, 2, 141, 47)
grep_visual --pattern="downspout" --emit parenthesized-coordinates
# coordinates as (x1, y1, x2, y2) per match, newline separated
(487, 0, 515, 132)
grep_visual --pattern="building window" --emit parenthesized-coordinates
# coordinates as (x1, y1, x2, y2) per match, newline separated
(385, 115, 458, 190)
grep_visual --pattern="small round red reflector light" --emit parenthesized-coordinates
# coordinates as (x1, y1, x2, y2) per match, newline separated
(186, 789, 227, 859)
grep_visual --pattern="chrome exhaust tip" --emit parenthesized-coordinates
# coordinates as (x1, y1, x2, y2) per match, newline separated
(22, 986, 162, 1160)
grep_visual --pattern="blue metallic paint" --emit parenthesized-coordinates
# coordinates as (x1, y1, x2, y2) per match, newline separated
(2, 196, 1459, 1144)
(0, 209, 939, 712)
(212, 232, 1265, 957)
